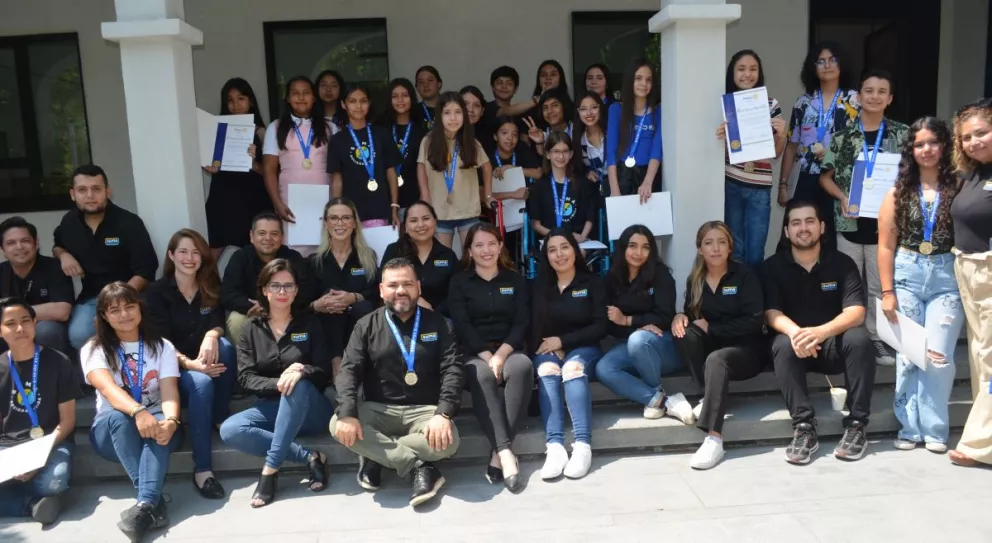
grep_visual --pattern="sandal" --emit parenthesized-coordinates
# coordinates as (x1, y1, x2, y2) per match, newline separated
(250, 472, 277, 508)
(307, 451, 329, 492)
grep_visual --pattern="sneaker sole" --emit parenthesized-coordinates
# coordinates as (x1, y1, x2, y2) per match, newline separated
(357, 475, 380, 492)
(785, 442, 819, 465)
(834, 443, 868, 461)
(893, 441, 918, 451)
(690, 451, 725, 470)
(409, 476, 445, 507)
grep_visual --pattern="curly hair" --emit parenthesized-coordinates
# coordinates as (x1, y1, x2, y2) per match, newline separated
(952, 98, 992, 175)
(894, 117, 958, 241)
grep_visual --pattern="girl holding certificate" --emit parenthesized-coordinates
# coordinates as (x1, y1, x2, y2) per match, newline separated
(317, 70, 347, 129)
(606, 58, 663, 203)
(382, 78, 427, 214)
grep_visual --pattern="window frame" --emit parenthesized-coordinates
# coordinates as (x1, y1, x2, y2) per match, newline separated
(570, 11, 657, 94)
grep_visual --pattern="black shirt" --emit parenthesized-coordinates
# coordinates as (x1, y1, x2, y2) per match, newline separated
(448, 267, 529, 354)
(840, 129, 880, 246)
(327, 125, 403, 222)
(951, 165, 992, 254)
(607, 263, 677, 339)
(533, 271, 607, 351)
(144, 276, 224, 360)
(527, 175, 597, 235)
(414, 103, 436, 132)
(237, 313, 331, 397)
(681, 261, 765, 342)
(380, 239, 458, 316)
(220, 245, 316, 314)
(0, 347, 78, 445)
(388, 122, 428, 209)
(762, 248, 863, 328)
(310, 248, 380, 304)
(0, 255, 75, 307)
(336, 307, 463, 419)
(53, 202, 158, 301)
(489, 142, 542, 175)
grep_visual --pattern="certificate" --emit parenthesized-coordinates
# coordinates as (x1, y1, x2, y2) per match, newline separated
(364, 226, 400, 264)
(286, 184, 330, 247)
(847, 151, 900, 219)
(0, 432, 57, 484)
(197, 108, 256, 171)
(721, 86, 776, 164)
(495, 167, 527, 232)
(604, 192, 673, 240)
(875, 298, 927, 370)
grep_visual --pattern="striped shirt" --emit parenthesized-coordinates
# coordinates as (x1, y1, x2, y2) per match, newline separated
(724, 98, 782, 188)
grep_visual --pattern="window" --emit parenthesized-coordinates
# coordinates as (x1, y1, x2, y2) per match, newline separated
(0, 33, 91, 213)
(263, 19, 390, 122)
(571, 12, 659, 100)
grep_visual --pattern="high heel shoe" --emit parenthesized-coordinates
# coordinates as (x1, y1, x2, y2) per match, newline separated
(485, 450, 503, 484)
(501, 454, 524, 493)
(307, 451, 329, 492)
(250, 472, 277, 508)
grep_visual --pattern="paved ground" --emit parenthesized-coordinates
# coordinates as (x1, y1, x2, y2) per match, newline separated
(3, 435, 991, 543)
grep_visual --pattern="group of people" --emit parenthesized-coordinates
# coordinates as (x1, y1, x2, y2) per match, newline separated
(0, 42, 991, 543)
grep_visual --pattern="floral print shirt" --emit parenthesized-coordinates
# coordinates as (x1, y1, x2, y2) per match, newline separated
(787, 89, 860, 175)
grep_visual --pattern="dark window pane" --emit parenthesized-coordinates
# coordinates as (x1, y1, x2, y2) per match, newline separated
(572, 12, 659, 100)
(0, 48, 27, 160)
(0, 168, 33, 199)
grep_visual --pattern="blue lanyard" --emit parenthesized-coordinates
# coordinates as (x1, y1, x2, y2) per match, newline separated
(421, 103, 433, 128)
(385, 308, 421, 376)
(919, 187, 941, 243)
(626, 111, 649, 160)
(117, 339, 145, 403)
(392, 124, 412, 176)
(859, 119, 886, 178)
(9, 346, 41, 428)
(348, 125, 376, 180)
(550, 173, 570, 228)
(545, 123, 573, 140)
(292, 120, 313, 161)
(494, 152, 516, 168)
(444, 141, 460, 195)
(815, 88, 842, 142)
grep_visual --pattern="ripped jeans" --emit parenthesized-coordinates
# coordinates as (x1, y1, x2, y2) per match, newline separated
(892, 248, 965, 444)
(534, 346, 602, 446)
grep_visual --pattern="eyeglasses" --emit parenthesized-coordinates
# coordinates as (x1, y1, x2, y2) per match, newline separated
(578, 107, 599, 115)
(267, 283, 298, 293)
(548, 149, 571, 158)
(324, 215, 354, 224)
(815, 56, 839, 68)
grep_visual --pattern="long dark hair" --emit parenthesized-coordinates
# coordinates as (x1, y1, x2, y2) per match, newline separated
(425, 91, 479, 170)
(460, 222, 515, 270)
(316, 69, 347, 125)
(616, 58, 658, 166)
(584, 63, 614, 100)
(573, 91, 606, 173)
(341, 84, 373, 125)
(538, 87, 575, 130)
(219, 77, 265, 129)
(607, 224, 661, 300)
(726, 49, 766, 93)
(396, 200, 438, 260)
(88, 282, 165, 373)
(685, 222, 733, 319)
(382, 77, 417, 125)
(163, 229, 220, 309)
(533, 228, 588, 342)
(275, 76, 329, 151)
(542, 130, 576, 178)
(532, 59, 570, 98)
(800, 41, 854, 95)
(894, 117, 958, 241)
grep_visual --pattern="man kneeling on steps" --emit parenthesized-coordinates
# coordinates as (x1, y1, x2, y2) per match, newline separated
(331, 257, 464, 507)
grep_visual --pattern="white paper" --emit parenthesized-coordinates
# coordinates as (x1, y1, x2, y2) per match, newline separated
(219, 124, 255, 172)
(579, 240, 608, 250)
(0, 432, 57, 483)
(494, 167, 528, 232)
(875, 297, 928, 369)
(286, 184, 331, 247)
(363, 226, 400, 264)
(721, 87, 776, 164)
(196, 108, 255, 168)
(604, 192, 674, 240)
(849, 151, 900, 219)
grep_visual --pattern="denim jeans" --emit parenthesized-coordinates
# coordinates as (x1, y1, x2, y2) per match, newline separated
(219, 380, 334, 470)
(724, 180, 771, 267)
(892, 249, 965, 445)
(596, 330, 683, 406)
(68, 297, 98, 351)
(179, 337, 237, 473)
(534, 346, 602, 445)
(0, 441, 74, 517)
(90, 410, 183, 506)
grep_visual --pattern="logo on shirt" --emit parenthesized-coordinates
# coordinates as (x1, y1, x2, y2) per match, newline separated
(571, 289, 588, 298)
(433, 259, 450, 268)
(499, 287, 515, 295)
(200, 307, 213, 315)
(290, 333, 308, 342)
(39, 288, 48, 297)
(105, 237, 120, 246)
(722, 286, 738, 295)
(420, 332, 438, 342)
(350, 268, 366, 276)
(648, 287, 654, 295)
(821, 281, 838, 292)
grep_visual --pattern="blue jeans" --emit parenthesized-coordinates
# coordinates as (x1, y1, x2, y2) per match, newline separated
(0, 442, 74, 517)
(219, 380, 334, 470)
(724, 180, 771, 267)
(892, 249, 965, 444)
(534, 346, 602, 445)
(596, 330, 683, 406)
(179, 337, 237, 473)
(68, 297, 98, 351)
(90, 410, 183, 505)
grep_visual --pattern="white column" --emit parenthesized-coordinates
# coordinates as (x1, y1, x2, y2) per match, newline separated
(650, 0, 741, 303)
(101, 0, 205, 263)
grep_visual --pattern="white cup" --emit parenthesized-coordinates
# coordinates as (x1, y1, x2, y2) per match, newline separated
(830, 388, 848, 412)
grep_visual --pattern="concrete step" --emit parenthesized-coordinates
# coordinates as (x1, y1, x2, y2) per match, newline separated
(71, 383, 974, 480)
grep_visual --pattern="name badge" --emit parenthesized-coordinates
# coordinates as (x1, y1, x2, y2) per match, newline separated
(571, 289, 588, 298)
(290, 333, 308, 342)
(722, 286, 738, 295)
(105, 237, 120, 246)
(648, 287, 654, 295)
(499, 287, 514, 295)
(420, 332, 438, 342)
(200, 307, 213, 315)
(821, 281, 838, 292)
(433, 259, 449, 267)
(350, 268, 365, 276)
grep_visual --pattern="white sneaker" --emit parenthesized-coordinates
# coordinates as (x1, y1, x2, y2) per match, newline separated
(540, 443, 569, 480)
(643, 390, 666, 419)
(664, 393, 696, 425)
(692, 399, 704, 421)
(689, 436, 725, 470)
(925, 442, 948, 454)
(564, 442, 592, 479)
(893, 438, 917, 450)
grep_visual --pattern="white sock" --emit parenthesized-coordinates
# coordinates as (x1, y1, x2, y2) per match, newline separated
(564, 442, 592, 479)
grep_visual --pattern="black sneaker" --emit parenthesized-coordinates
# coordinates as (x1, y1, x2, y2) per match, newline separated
(834, 422, 868, 461)
(873, 340, 895, 366)
(29, 494, 62, 525)
(785, 422, 819, 465)
(357, 456, 382, 491)
(409, 463, 445, 507)
(117, 501, 168, 543)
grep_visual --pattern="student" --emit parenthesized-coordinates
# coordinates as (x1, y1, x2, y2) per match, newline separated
(316, 69, 347, 129)
(715, 50, 787, 266)
(763, 200, 874, 465)
(414, 65, 443, 131)
(584, 63, 616, 107)
(597, 224, 692, 422)
(0, 217, 74, 354)
(143, 229, 236, 499)
(486, 65, 538, 132)
(417, 91, 493, 248)
(331, 257, 464, 507)
(328, 85, 402, 228)
(532, 229, 606, 480)
(527, 131, 595, 241)
(202, 78, 274, 259)
(606, 59, 663, 202)
(53, 164, 159, 351)
(877, 117, 962, 453)
(523, 87, 575, 156)
(382, 78, 427, 213)
(262, 76, 334, 256)
(672, 222, 766, 470)
(81, 282, 183, 541)
(574, 91, 608, 193)
(219, 259, 333, 508)
(380, 201, 458, 316)
(531, 60, 570, 103)
(490, 115, 543, 183)
(448, 224, 530, 492)
(461, 85, 494, 156)
(0, 298, 77, 525)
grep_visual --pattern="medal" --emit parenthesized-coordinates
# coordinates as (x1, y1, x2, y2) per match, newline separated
(811, 142, 824, 155)
(302, 158, 312, 170)
(623, 109, 649, 169)
(348, 124, 377, 187)
(814, 88, 842, 143)
(397, 175, 404, 187)
(9, 346, 43, 438)
(30, 426, 44, 440)
(385, 308, 421, 388)
(392, 124, 412, 184)
(443, 141, 460, 206)
(293, 119, 314, 171)
(404, 372, 419, 386)
(919, 241, 934, 255)
(368, 179, 378, 191)
(743, 162, 756, 173)
(858, 119, 885, 193)
(624, 156, 636, 168)
(446, 193, 454, 204)
(918, 186, 941, 257)
(550, 173, 570, 228)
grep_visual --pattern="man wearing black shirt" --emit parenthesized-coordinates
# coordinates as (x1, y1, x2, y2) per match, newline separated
(0, 217, 74, 354)
(330, 257, 463, 507)
(52, 165, 158, 351)
(0, 298, 78, 524)
(763, 201, 875, 465)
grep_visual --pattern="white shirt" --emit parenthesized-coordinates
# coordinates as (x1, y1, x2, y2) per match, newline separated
(263, 115, 338, 156)
(81, 339, 180, 416)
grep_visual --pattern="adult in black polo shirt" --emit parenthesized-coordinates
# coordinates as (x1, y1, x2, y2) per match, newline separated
(380, 201, 458, 316)
(763, 200, 874, 465)
(0, 298, 78, 524)
(52, 165, 158, 351)
(331, 257, 463, 508)
(221, 212, 315, 344)
(0, 217, 74, 354)
(448, 223, 530, 492)
(527, 131, 595, 241)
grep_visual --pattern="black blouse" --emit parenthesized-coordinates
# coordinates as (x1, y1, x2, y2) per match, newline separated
(607, 263, 677, 339)
(380, 238, 458, 316)
(310, 247, 380, 304)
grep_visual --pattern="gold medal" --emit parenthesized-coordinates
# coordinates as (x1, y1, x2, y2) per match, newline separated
(743, 162, 756, 173)
(302, 158, 312, 170)
(848, 204, 859, 214)
(624, 157, 636, 168)
(919, 241, 934, 255)
(404, 372, 418, 386)
(446, 192, 454, 204)
(811, 142, 824, 155)
(367, 179, 378, 191)
(397, 175, 404, 187)
(30, 426, 44, 440)
(211, 160, 221, 168)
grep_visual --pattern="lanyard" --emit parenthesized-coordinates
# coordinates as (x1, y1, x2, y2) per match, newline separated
(919, 187, 941, 243)
(117, 339, 145, 403)
(444, 141, 460, 195)
(626, 110, 649, 161)
(815, 88, 842, 142)
(421, 103, 433, 128)
(550, 173, 570, 228)
(385, 308, 421, 376)
(859, 119, 886, 178)
(292, 120, 313, 161)
(392, 124, 412, 176)
(494, 152, 516, 168)
(545, 123, 573, 141)
(8, 346, 41, 428)
(348, 125, 376, 180)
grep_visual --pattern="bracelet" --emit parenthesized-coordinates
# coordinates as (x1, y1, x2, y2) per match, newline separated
(129, 405, 147, 418)
(166, 416, 181, 427)
(881, 290, 896, 298)
(390, 203, 400, 208)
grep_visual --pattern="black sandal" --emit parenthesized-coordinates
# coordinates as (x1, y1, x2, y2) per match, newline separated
(250, 472, 277, 508)
(307, 451, 329, 492)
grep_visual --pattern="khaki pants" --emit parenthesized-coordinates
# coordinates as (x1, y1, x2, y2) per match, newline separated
(329, 402, 460, 477)
(837, 235, 881, 340)
(953, 249, 992, 464)
(226, 311, 248, 345)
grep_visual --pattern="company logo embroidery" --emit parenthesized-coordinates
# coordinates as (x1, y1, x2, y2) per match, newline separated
(350, 268, 365, 276)
(39, 288, 48, 297)
(420, 332, 438, 342)
(648, 287, 654, 295)
(571, 289, 588, 298)
(499, 287, 514, 295)
(433, 259, 450, 267)
(821, 281, 838, 292)
(722, 286, 738, 295)
(200, 307, 213, 315)
(105, 238, 120, 246)
(290, 333, 308, 342)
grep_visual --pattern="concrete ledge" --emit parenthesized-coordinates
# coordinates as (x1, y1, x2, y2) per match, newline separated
(101, 19, 203, 45)
(649, 3, 742, 33)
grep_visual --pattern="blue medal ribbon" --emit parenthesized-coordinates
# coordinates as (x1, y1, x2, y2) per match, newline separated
(421, 103, 433, 129)
(919, 186, 941, 244)
(859, 119, 886, 178)
(815, 88, 842, 142)
(444, 141, 460, 196)
(385, 307, 421, 378)
(550, 173, 569, 228)
(494, 152, 516, 168)
(292, 120, 313, 162)
(117, 339, 145, 403)
(9, 346, 41, 429)
(626, 110, 649, 162)
(392, 124, 412, 176)
(348, 125, 376, 181)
